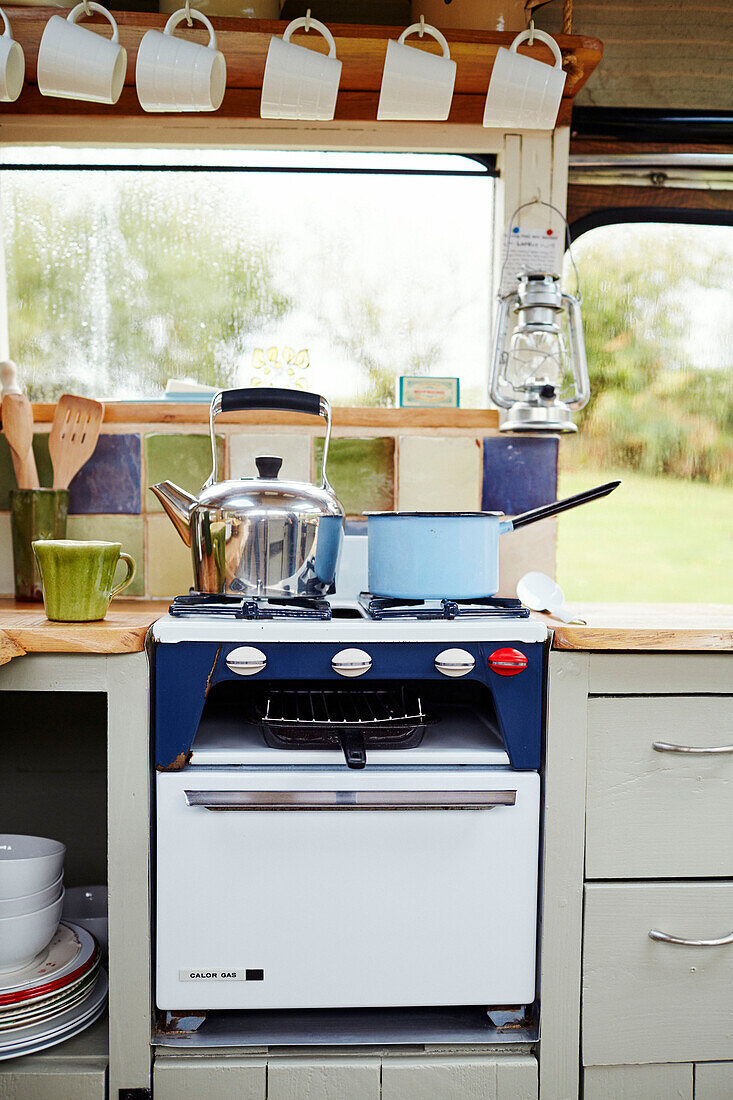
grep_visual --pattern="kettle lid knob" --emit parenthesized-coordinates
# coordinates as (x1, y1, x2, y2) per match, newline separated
(255, 455, 283, 479)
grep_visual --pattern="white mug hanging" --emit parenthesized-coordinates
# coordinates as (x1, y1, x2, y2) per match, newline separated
(483, 27, 566, 130)
(0, 8, 24, 103)
(37, 2, 127, 105)
(378, 21, 456, 122)
(260, 15, 342, 122)
(136, 7, 226, 113)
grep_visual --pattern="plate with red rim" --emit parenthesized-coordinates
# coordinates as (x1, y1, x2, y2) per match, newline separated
(0, 961, 101, 1027)
(0, 923, 98, 1002)
(0, 974, 99, 1030)
(0, 969, 107, 1059)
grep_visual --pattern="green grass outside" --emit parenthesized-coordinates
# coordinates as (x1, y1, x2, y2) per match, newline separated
(555, 468, 733, 604)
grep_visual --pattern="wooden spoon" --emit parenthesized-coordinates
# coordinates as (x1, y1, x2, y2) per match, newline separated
(2, 392, 39, 489)
(49, 394, 105, 490)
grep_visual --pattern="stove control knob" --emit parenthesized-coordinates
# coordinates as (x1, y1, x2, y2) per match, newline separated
(435, 648, 475, 678)
(226, 646, 267, 676)
(488, 647, 528, 676)
(332, 648, 372, 678)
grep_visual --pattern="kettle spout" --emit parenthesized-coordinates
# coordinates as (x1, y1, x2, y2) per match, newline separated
(150, 482, 196, 547)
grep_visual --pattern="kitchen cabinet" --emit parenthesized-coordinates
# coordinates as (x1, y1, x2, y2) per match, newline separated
(0, 610, 154, 1099)
(153, 1052, 538, 1100)
(540, 623, 733, 1100)
(583, 882, 733, 1066)
(585, 695, 733, 878)
(2, 604, 732, 1099)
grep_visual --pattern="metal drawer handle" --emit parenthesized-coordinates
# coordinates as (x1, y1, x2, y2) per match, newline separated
(184, 790, 517, 811)
(652, 741, 733, 755)
(649, 929, 733, 947)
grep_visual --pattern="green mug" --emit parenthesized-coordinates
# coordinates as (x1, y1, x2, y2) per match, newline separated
(32, 540, 136, 622)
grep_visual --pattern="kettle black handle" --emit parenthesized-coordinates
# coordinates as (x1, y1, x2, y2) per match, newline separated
(219, 387, 322, 417)
(205, 388, 333, 491)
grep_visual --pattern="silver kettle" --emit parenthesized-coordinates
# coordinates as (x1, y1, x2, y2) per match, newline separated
(150, 388, 344, 598)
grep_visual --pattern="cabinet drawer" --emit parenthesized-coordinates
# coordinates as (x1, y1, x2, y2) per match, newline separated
(586, 696, 733, 879)
(583, 883, 733, 1066)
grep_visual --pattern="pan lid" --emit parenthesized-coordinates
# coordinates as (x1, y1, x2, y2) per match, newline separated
(363, 511, 505, 518)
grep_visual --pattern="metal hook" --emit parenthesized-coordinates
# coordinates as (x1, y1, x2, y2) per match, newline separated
(305, 7, 311, 31)
(419, 13, 425, 36)
(185, 0, 193, 27)
(528, 17, 535, 45)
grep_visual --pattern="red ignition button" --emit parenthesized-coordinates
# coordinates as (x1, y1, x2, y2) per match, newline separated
(488, 648, 528, 676)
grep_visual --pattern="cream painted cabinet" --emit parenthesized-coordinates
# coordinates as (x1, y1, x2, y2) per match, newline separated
(583, 882, 733, 1066)
(576, 655, 733, 1096)
(153, 1052, 539, 1100)
(585, 695, 733, 879)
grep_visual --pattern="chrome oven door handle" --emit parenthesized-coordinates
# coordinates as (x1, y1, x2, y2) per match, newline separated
(652, 741, 733, 755)
(184, 790, 517, 811)
(649, 929, 733, 947)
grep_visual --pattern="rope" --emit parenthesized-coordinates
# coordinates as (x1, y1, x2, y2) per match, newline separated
(562, 0, 573, 35)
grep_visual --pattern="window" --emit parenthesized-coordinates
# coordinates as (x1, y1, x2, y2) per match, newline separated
(0, 148, 495, 406)
(556, 220, 733, 603)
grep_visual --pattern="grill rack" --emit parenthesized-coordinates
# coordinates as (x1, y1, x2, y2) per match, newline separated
(257, 687, 434, 767)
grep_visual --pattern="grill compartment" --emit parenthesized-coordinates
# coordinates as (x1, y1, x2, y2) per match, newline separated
(258, 687, 433, 767)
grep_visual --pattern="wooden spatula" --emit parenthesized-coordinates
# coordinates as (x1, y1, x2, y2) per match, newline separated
(49, 394, 105, 490)
(2, 392, 39, 489)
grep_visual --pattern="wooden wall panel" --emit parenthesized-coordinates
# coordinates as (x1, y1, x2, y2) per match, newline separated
(537, 0, 733, 109)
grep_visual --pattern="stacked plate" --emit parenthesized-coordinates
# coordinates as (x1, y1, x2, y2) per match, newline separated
(0, 836, 107, 1060)
(0, 922, 107, 1060)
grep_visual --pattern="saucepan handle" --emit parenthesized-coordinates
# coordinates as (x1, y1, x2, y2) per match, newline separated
(507, 480, 621, 532)
(206, 387, 333, 490)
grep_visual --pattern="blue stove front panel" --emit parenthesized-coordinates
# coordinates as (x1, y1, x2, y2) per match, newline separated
(152, 640, 545, 771)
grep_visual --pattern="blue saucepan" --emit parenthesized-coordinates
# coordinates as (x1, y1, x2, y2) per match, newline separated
(365, 480, 620, 600)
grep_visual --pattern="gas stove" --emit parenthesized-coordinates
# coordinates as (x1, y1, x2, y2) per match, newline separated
(152, 537, 545, 1024)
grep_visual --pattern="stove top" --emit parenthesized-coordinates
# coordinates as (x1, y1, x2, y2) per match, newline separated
(154, 594, 547, 645)
(169, 593, 332, 620)
(359, 594, 531, 621)
(168, 592, 532, 623)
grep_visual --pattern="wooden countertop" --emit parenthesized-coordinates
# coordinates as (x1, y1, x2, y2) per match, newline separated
(1, 602, 732, 666)
(541, 603, 733, 651)
(0, 600, 168, 665)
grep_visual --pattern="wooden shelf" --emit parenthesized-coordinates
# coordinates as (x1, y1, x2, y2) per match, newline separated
(0, 9, 602, 127)
(27, 402, 500, 428)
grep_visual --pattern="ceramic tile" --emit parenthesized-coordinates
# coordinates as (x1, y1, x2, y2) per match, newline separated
(398, 436, 481, 511)
(0, 513, 13, 594)
(0, 434, 52, 508)
(482, 436, 558, 515)
(229, 433, 311, 482)
(145, 434, 223, 513)
(313, 437, 394, 517)
(67, 515, 145, 596)
(497, 517, 558, 596)
(146, 515, 195, 598)
(67, 434, 141, 515)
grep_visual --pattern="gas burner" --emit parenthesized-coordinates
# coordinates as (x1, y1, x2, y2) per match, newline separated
(169, 593, 332, 620)
(359, 593, 530, 621)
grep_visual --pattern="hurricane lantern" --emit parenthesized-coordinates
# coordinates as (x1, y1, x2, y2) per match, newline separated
(489, 272, 590, 433)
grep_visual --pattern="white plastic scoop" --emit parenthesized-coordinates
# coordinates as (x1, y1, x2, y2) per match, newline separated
(516, 571, 586, 624)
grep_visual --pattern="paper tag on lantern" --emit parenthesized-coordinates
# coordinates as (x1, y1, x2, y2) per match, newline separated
(500, 228, 563, 296)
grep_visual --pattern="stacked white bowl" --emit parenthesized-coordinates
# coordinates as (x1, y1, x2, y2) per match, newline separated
(0, 835, 66, 974)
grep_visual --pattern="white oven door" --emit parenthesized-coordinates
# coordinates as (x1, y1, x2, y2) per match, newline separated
(156, 768, 540, 1010)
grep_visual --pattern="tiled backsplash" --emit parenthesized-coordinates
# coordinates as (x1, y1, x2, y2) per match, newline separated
(0, 424, 558, 599)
